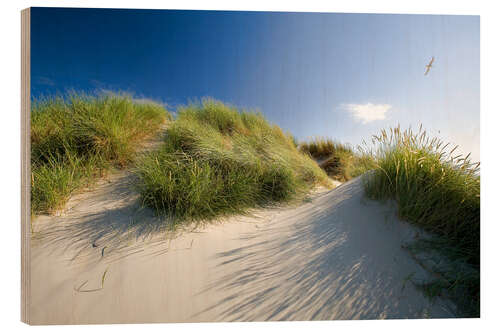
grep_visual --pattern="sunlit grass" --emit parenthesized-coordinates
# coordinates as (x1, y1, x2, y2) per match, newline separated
(299, 138, 375, 181)
(360, 125, 480, 316)
(31, 92, 170, 214)
(299, 138, 353, 159)
(135, 99, 330, 225)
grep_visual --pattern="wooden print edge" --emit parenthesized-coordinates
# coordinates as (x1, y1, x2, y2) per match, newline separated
(21, 7, 31, 325)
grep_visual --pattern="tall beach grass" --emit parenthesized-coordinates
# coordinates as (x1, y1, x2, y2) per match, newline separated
(31, 92, 170, 214)
(135, 99, 330, 225)
(360, 125, 480, 316)
(299, 137, 353, 159)
(299, 138, 375, 181)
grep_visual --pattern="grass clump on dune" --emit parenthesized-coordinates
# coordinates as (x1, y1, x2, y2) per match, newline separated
(361, 125, 480, 316)
(135, 99, 329, 223)
(299, 138, 353, 159)
(299, 138, 374, 181)
(31, 92, 170, 215)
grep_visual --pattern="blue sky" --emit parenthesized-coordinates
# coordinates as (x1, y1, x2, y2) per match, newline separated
(31, 8, 480, 161)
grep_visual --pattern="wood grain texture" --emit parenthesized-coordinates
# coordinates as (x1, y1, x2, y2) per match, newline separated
(21, 7, 31, 325)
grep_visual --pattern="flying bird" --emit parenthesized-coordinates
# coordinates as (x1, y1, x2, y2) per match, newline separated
(424, 56, 435, 75)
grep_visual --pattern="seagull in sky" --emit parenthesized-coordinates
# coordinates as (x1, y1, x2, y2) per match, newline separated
(424, 56, 435, 75)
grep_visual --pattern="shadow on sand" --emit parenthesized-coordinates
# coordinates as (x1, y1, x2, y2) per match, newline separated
(193, 178, 455, 320)
(31, 175, 455, 321)
(31, 172, 173, 264)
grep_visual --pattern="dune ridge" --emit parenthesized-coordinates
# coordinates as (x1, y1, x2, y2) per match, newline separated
(30, 176, 455, 324)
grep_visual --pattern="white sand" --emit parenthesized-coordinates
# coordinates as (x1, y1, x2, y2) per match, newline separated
(29, 176, 455, 324)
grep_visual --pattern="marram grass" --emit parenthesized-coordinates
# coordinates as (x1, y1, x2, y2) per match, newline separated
(299, 137, 353, 160)
(360, 125, 480, 316)
(31, 92, 170, 215)
(135, 99, 330, 225)
(299, 137, 375, 181)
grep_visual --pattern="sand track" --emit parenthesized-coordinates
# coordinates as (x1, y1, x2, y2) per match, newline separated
(29, 176, 455, 324)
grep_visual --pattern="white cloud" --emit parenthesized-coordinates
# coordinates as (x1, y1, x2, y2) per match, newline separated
(343, 103, 392, 124)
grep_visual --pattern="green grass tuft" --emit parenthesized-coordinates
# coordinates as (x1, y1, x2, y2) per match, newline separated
(299, 137, 353, 160)
(135, 98, 329, 225)
(299, 138, 375, 181)
(360, 125, 480, 316)
(31, 92, 170, 215)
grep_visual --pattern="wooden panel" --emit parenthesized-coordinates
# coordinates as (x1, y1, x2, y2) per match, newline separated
(21, 7, 31, 325)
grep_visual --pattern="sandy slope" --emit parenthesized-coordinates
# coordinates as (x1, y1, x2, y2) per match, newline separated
(29, 177, 455, 324)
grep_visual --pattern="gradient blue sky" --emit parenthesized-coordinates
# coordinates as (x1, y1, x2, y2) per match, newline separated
(31, 8, 480, 161)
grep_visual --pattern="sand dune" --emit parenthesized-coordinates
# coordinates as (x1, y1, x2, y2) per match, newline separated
(29, 176, 455, 324)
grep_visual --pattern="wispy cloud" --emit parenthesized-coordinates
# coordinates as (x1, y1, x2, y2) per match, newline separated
(36, 76, 55, 86)
(343, 103, 392, 124)
(89, 79, 105, 88)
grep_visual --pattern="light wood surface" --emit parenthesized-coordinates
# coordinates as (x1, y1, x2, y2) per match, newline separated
(21, 7, 31, 325)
